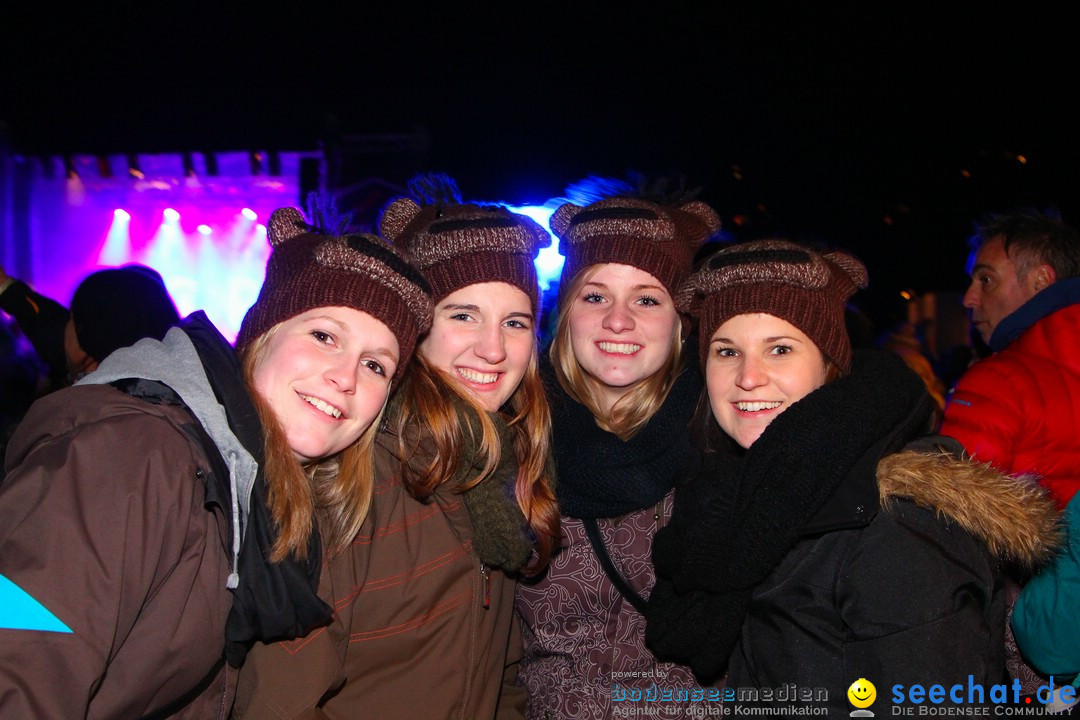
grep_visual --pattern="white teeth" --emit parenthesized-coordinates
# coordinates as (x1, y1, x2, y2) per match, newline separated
(301, 394, 342, 418)
(457, 368, 498, 385)
(598, 342, 642, 355)
(735, 401, 782, 412)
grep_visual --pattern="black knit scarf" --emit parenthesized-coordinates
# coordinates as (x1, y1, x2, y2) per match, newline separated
(182, 314, 333, 669)
(549, 356, 702, 520)
(646, 350, 933, 681)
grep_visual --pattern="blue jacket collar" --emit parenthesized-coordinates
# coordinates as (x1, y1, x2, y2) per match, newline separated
(989, 276, 1080, 352)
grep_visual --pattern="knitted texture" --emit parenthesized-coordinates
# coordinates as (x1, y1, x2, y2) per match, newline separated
(547, 356, 702, 519)
(389, 391, 535, 573)
(550, 197, 720, 295)
(459, 411, 534, 572)
(379, 198, 550, 310)
(236, 207, 433, 378)
(646, 350, 932, 679)
(677, 240, 868, 373)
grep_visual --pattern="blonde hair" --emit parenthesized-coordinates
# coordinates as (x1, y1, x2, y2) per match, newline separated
(550, 265, 685, 441)
(392, 351, 559, 574)
(242, 326, 383, 562)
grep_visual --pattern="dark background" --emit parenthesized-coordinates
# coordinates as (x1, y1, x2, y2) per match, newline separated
(3, 3, 1078, 312)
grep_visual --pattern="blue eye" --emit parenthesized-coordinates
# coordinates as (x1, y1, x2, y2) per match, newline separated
(638, 295, 661, 306)
(582, 292, 605, 304)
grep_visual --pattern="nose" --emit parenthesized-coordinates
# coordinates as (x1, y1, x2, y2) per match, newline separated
(474, 323, 507, 365)
(324, 355, 358, 394)
(735, 355, 767, 391)
(602, 303, 635, 333)
(962, 281, 979, 310)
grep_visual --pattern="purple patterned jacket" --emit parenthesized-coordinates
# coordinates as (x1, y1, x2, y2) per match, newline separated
(515, 490, 720, 719)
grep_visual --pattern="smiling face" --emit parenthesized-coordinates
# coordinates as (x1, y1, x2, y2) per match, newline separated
(419, 282, 535, 412)
(706, 313, 828, 449)
(847, 678, 877, 709)
(252, 307, 399, 463)
(566, 263, 680, 415)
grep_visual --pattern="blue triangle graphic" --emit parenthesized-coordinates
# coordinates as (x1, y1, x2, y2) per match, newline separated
(0, 573, 73, 633)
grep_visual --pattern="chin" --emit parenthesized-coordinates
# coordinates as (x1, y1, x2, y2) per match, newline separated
(288, 440, 337, 465)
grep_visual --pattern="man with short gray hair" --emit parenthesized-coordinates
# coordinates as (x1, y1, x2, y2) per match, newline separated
(941, 209, 1080, 508)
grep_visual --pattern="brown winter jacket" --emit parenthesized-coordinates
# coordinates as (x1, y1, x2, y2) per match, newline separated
(0, 384, 234, 719)
(234, 428, 522, 720)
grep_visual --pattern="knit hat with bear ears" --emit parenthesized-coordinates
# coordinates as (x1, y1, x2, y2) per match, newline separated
(236, 206, 433, 379)
(676, 239, 869, 373)
(550, 196, 721, 297)
(378, 174, 551, 312)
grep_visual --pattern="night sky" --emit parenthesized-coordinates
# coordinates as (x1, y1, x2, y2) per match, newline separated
(4, 4, 1078, 312)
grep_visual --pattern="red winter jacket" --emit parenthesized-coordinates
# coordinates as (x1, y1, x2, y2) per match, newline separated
(941, 301, 1080, 509)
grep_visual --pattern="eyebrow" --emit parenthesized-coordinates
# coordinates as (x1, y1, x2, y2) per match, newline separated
(308, 314, 351, 331)
(306, 315, 399, 362)
(584, 281, 667, 293)
(441, 303, 534, 320)
(711, 336, 804, 344)
(371, 347, 399, 364)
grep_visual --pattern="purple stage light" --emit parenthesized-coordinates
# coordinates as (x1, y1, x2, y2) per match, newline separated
(163, 208, 180, 223)
(241, 208, 257, 221)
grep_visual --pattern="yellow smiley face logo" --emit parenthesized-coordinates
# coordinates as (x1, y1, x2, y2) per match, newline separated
(847, 678, 876, 709)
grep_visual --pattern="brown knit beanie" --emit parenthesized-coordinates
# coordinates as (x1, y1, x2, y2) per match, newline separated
(236, 207, 433, 379)
(550, 197, 721, 297)
(378, 196, 550, 312)
(677, 239, 869, 373)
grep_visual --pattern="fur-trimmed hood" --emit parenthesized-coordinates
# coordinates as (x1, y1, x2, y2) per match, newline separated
(878, 450, 1061, 570)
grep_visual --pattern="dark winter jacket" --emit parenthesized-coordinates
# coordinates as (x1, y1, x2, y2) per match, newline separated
(0, 277, 69, 382)
(648, 351, 1059, 716)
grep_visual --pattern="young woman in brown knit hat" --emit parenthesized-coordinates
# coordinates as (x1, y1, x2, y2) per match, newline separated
(646, 239, 1059, 716)
(513, 186, 723, 719)
(234, 174, 559, 719)
(0, 204, 433, 718)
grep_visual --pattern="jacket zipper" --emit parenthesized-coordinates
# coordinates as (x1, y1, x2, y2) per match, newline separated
(481, 563, 491, 609)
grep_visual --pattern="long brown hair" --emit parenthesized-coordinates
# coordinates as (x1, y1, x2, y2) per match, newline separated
(391, 352, 559, 574)
(242, 327, 383, 562)
(550, 264, 685, 441)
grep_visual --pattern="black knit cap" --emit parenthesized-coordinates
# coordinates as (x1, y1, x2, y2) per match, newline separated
(550, 197, 721, 297)
(379, 179, 550, 312)
(71, 265, 180, 363)
(236, 207, 433, 379)
(677, 239, 869, 373)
